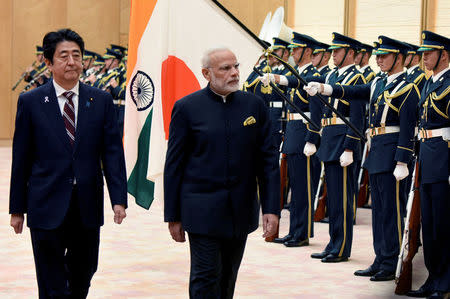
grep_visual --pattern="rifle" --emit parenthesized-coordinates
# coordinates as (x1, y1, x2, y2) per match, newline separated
(395, 160, 421, 295)
(357, 143, 370, 207)
(265, 152, 288, 242)
(314, 163, 327, 221)
(253, 67, 320, 131)
(266, 52, 367, 143)
(12, 61, 36, 91)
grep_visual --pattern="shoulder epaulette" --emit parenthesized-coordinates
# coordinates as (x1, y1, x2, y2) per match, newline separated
(365, 72, 375, 82)
(345, 73, 365, 85)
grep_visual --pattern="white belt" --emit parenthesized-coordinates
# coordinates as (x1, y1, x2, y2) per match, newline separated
(113, 99, 125, 106)
(288, 112, 310, 122)
(269, 101, 283, 108)
(419, 127, 450, 140)
(370, 126, 400, 137)
(322, 116, 350, 127)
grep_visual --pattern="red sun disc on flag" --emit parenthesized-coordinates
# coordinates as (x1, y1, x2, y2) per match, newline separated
(161, 55, 201, 139)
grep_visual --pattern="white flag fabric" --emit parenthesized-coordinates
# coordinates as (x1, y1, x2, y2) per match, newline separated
(125, 0, 263, 209)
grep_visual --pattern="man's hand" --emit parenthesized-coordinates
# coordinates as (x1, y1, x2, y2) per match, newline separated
(262, 214, 279, 238)
(168, 222, 186, 242)
(303, 142, 317, 157)
(339, 150, 354, 167)
(393, 162, 409, 181)
(113, 205, 126, 224)
(10, 214, 24, 234)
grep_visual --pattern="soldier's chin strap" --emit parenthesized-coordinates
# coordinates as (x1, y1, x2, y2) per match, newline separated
(317, 52, 325, 68)
(337, 48, 350, 68)
(433, 50, 443, 71)
(297, 47, 306, 65)
(356, 51, 364, 66)
(388, 53, 400, 73)
(405, 54, 414, 69)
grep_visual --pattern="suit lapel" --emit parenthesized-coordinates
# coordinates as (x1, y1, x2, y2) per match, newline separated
(74, 82, 89, 153)
(41, 81, 73, 153)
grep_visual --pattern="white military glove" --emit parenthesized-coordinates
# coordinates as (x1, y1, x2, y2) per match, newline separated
(393, 162, 409, 181)
(365, 129, 371, 150)
(339, 150, 353, 167)
(278, 75, 288, 86)
(259, 73, 275, 87)
(303, 82, 333, 96)
(303, 142, 317, 156)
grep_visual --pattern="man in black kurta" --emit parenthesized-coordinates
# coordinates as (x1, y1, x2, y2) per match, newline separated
(164, 48, 280, 298)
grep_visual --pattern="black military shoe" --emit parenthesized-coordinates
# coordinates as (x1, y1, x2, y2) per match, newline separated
(354, 266, 379, 277)
(284, 239, 309, 247)
(321, 254, 348, 263)
(406, 285, 432, 297)
(311, 251, 329, 259)
(273, 235, 292, 244)
(370, 270, 395, 281)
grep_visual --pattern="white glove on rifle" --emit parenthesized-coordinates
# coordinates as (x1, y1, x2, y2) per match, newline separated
(303, 142, 317, 157)
(259, 73, 275, 87)
(393, 162, 409, 181)
(303, 82, 333, 96)
(339, 150, 353, 167)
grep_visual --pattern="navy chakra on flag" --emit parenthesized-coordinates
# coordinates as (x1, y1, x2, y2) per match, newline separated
(130, 70, 154, 111)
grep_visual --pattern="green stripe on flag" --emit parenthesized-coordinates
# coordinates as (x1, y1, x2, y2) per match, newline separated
(127, 109, 155, 209)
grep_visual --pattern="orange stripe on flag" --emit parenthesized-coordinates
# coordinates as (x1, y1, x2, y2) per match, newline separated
(161, 56, 201, 139)
(126, 0, 158, 86)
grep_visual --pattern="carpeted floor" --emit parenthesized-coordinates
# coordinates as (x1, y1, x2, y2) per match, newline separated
(0, 145, 428, 298)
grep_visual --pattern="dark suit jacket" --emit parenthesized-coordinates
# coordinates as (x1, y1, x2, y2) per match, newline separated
(9, 80, 127, 229)
(164, 85, 280, 239)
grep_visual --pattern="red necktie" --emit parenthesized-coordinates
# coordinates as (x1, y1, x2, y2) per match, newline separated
(62, 91, 76, 146)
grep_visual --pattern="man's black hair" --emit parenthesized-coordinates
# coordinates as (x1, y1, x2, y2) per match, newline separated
(43, 28, 85, 63)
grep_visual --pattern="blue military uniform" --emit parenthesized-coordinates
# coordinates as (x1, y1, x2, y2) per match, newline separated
(404, 42, 427, 92)
(243, 38, 291, 149)
(415, 31, 450, 296)
(278, 33, 322, 246)
(329, 36, 419, 277)
(309, 33, 366, 262)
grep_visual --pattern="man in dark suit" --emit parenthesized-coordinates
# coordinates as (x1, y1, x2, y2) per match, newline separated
(9, 28, 127, 299)
(164, 47, 280, 298)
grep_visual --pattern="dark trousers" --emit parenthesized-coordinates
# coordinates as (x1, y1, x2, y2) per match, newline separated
(323, 161, 354, 258)
(287, 153, 317, 240)
(369, 172, 405, 272)
(30, 188, 100, 299)
(188, 233, 247, 299)
(420, 181, 450, 292)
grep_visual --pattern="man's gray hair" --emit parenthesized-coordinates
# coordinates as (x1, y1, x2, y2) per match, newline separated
(201, 47, 231, 68)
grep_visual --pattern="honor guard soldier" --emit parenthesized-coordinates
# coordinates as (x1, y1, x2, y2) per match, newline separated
(242, 40, 271, 91)
(311, 42, 332, 77)
(406, 31, 450, 299)
(355, 43, 376, 83)
(403, 42, 426, 92)
(373, 42, 387, 80)
(304, 32, 366, 262)
(244, 37, 290, 148)
(261, 32, 323, 247)
(22, 46, 50, 91)
(84, 55, 106, 86)
(306, 36, 420, 280)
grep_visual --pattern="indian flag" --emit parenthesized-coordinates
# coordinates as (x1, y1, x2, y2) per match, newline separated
(124, 0, 263, 209)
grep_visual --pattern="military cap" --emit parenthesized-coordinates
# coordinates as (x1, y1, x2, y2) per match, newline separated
(328, 32, 361, 50)
(289, 32, 318, 49)
(272, 37, 290, 49)
(35, 46, 43, 54)
(357, 42, 374, 54)
(374, 36, 410, 55)
(103, 48, 123, 60)
(418, 30, 450, 52)
(110, 44, 127, 55)
(83, 50, 95, 60)
(93, 56, 105, 66)
(313, 42, 331, 54)
(403, 42, 420, 55)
